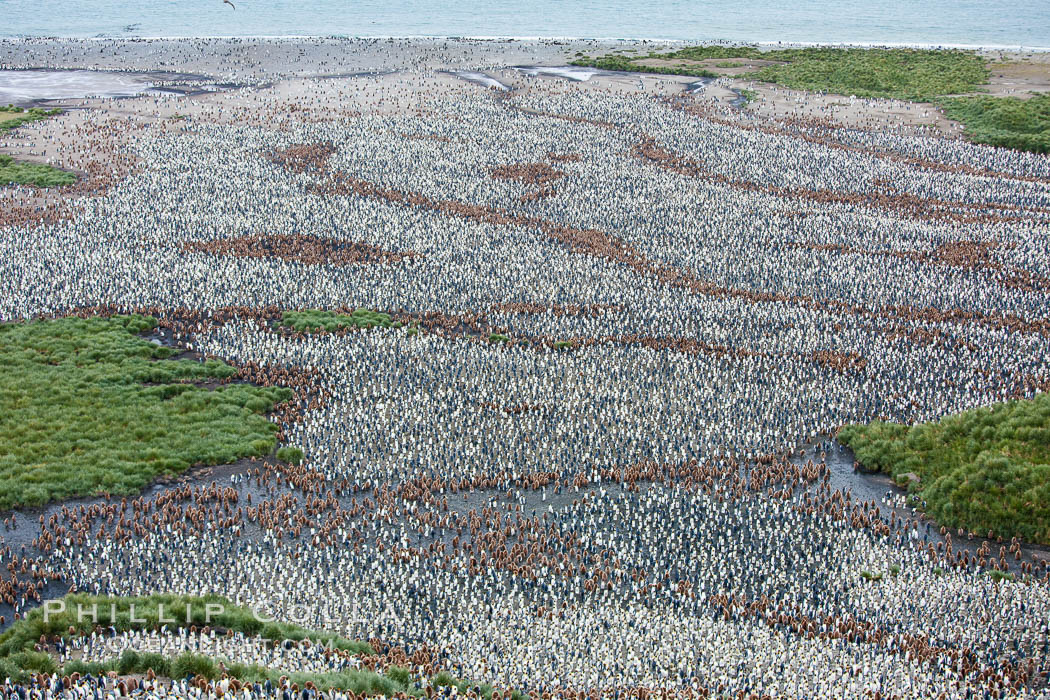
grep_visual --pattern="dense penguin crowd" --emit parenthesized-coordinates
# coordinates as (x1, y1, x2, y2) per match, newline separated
(1, 38, 1049, 699)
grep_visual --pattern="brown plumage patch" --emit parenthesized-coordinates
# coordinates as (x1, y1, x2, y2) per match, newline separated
(812, 350, 868, 373)
(490, 162, 567, 187)
(180, 234, 417, 266)
(268, 143, 338, 174)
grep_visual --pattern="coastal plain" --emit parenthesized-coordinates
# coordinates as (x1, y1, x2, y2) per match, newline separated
(0, 38, 1049, 700)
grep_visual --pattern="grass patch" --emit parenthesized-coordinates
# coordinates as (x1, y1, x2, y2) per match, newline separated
(276, 445, 304, 465)
(0, 593, 375, 659)
(64, 653, 417, 695)
(938, 93, 1050, 154)
(0, 105, 61, 133)
(575, 46, 1047, 153)
(747, 48, 988, 101)
(573, 47, 989, 101)
(571, 53, 716, 79)
(488, 333, 510, 343)
(0, 154, 76, 188)
(737, 88, 758, 106)
(632, 46, 767, 62)
(0, 594, 372, 682)
(838, 391, 1050, 544)
(172, 651, 220, 679)
(283, 309, 395, 332)
(0, 314, 290, 509)
(0, 108, 71, 186)
(0, 594, 522, 698)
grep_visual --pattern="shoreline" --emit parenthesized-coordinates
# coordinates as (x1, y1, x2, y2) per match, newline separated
(1, 36, 1049, 52)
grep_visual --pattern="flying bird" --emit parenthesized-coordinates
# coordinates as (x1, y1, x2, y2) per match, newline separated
(223, 0, 236, 8)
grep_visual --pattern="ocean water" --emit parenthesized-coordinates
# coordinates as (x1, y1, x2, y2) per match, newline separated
(1, 0, 1048, 48)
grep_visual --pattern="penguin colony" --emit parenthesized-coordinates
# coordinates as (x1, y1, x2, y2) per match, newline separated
(0, 37, 1049, 700)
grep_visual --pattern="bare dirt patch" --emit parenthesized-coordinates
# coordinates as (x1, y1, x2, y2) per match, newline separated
(978, 53, 1050, 97)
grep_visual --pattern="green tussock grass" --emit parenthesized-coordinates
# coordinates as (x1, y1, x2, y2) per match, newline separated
(986, 570, 1015, 583)
(0, 595, 523, 698)
(0, 107, 71, 186)
(0, 594, 374, 658)
(0, 594, 372, 682)
(0, 106, 61, 133)
(573, 47, 989, 101)
(838, 391, 1050, 544)
(737, 88, 758, 106)
(0, 154, 76, 188)
(0, 314, 290, 509)
(746, 48, 988, 101)
(62, 654, 453, 698)
(660, 46, 764, 61)
(575, 46, 1049, 154)
(276, 445, 304, 465)
(282, 309, 397, 332)
(938, 92, 1050, 154)
(62, 653, 415, 694)
(570, 53, 716, 79)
